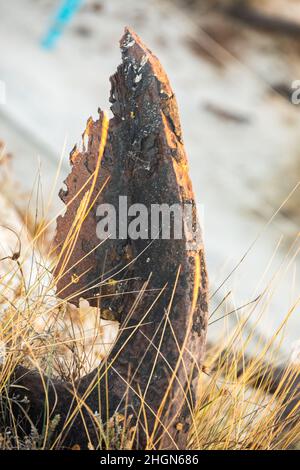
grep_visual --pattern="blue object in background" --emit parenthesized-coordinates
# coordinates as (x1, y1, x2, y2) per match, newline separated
(42, 0, 84, 49)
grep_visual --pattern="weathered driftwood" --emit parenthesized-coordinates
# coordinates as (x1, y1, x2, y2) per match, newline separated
(4, 28, 208, 450)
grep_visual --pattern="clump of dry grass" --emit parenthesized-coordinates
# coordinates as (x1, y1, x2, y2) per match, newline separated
(1, 264, 300, 450)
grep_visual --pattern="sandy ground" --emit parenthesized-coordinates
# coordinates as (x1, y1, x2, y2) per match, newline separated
(0, 0, 300, 359)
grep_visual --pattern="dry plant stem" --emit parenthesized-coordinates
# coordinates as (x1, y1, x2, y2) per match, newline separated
(4, 28, 208, 450)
